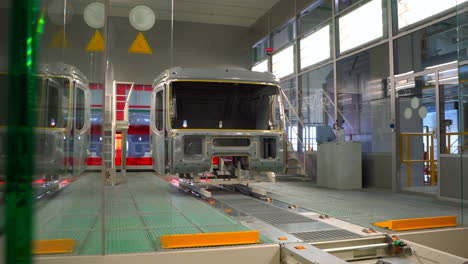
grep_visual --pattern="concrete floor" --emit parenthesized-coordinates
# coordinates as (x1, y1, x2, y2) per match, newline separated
(251, 181, 467, 232)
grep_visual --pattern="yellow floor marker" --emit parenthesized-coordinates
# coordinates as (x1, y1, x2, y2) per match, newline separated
(49, 28, 72, 48)
(128, 32, 153, 54)
(160, 231, 260, 249)
(32, 239, 76, 254)
(86, 30, 105, 52)
(373, 216, 457, 231)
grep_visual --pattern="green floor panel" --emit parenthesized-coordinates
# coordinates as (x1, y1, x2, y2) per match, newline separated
(40, 215, 98, 232)
(137, 204, 178, 214)
(61, 205, 100, 215)
(81, 230, 154, 255)
(142, 213, 194, 228)
(103, 215, 145, 230)
(185, 212, 238, 226)
(200, 224, 252, 233)
(105, 205, 139, 215)
(78, 231, 102, 255)
(106, 230, 154, 254)
(33, 172, 265, 255)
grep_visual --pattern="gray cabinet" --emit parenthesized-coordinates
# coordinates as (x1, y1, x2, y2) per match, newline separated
(317, 142, 362, 189)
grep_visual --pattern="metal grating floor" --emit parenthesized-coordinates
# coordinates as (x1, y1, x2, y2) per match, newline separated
(249, 212, 317, 225)
(213, 192, 362, 242)
(252, 181, 468, 232)
(291, 229, 362, 242)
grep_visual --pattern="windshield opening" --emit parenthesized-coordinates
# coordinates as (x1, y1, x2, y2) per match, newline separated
(170, 81, 280, 130)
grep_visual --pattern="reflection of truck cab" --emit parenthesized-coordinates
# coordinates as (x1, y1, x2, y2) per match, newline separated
(150, 67, 287, 184)
(0, 64, 91, 198)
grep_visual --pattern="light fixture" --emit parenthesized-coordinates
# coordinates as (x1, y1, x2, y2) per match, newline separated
(84, 2, 105, 29)
(129, 5, 156, 31)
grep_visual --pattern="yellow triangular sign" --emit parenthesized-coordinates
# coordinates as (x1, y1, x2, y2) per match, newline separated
(86, 30, 105, 52)
(49, 28, 72, 48)
(128, 32, 153, 54)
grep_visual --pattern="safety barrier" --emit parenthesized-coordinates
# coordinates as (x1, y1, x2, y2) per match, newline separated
(400, 132, 437, 187)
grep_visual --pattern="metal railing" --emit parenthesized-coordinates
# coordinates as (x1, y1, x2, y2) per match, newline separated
(445, 131, 468, 154)
(400, 132, 437, 187)
(279, 88, 307, 175)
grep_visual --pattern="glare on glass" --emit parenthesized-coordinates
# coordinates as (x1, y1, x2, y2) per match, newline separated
(339, 0, 383, 53)
(300, 25, 330, 69)
(272, 45, 294, 79)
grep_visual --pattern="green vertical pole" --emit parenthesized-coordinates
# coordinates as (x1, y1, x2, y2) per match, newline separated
(5, 0, 40, 263)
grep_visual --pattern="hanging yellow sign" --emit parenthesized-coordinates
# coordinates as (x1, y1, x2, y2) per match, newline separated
(49, 28, 72, 48)
(86, 30, 105, 52)
(128, 32, 153, 54)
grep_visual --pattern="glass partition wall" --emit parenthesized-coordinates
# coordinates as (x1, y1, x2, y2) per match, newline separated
(3, 0, 266, 261)
(457, 1, 468, 226)
(251, 0, 468, 223)
(2, 0, 468, 262)
(32, 0, 106, 256)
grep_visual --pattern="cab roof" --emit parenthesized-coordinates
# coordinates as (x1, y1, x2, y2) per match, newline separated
(153, 67, 279, 86)
(40, 63, 88, 86)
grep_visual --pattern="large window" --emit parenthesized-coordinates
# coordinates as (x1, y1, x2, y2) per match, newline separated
(272, 45, 294, 79)
(394, 16, 459, 74)
(397, 0, 467, 30)
(336, 43, 390, 152)
(300, 25, 331, 69)
(299, 0, 333, 35)
(252, 59, 269, 73)
(272, 19, 296, 50)
(338, 0, 384, 53)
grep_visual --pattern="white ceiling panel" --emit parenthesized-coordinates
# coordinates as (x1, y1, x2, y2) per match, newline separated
(44, 0, 281, 27)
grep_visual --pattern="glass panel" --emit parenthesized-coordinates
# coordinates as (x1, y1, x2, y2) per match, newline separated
(300, 24, 331, 70)
(299, 0, 333, 35)
(252, 37, 269, 64)
(397, 73, 438, 192)
(281, 78, 298, 151)
(272, 44, 295, 79)
(300, 64, 335, 151)
(252, 59, 269, 72)
(337, 43, 390, 151)
(336, 0, 365, 13)
(272, 19, 296, 50)
(338, 0, 384, 54)
(457, 2, 468, 225)
(397, 0, 467, 30)
(394, 16, 459, 74)
(31, 0, 105, 257)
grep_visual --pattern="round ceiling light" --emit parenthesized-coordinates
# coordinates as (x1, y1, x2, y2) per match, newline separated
(129, 5, 156, 31)
(84, 2, 105, 29)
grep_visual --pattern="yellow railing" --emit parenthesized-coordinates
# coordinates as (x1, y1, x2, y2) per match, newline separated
(445, 131, 468, 154)
(400, 131, 437, 187)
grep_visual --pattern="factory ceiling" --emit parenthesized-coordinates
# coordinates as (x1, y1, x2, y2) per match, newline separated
(31, 0, 282, 27)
